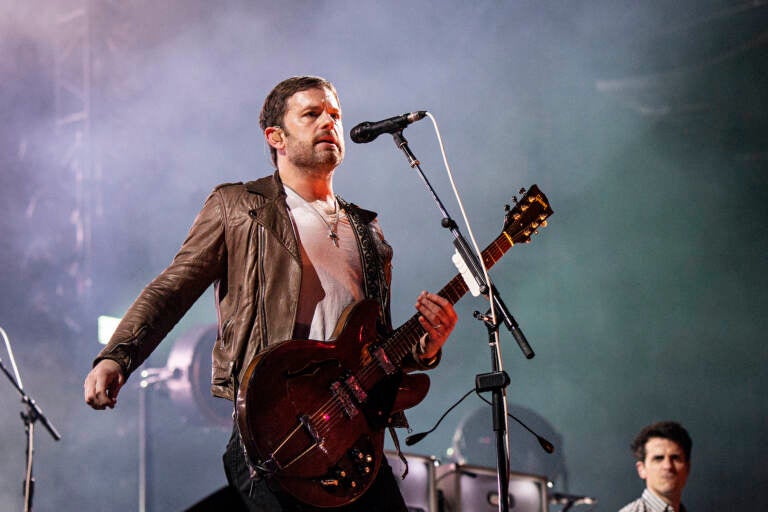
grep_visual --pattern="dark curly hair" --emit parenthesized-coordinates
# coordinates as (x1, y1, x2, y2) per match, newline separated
(630, 421, 692, 462)
(259, 76, 338, 167)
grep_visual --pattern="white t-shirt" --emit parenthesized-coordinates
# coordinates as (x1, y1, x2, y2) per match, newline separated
(284, 186, 365, 341)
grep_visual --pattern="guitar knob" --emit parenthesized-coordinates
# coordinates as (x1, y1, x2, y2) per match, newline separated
(320, 479, 340, 489)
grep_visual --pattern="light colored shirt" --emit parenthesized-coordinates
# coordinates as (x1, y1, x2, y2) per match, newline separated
(618, 488, 687, 512)
(285, 186, 364, 341)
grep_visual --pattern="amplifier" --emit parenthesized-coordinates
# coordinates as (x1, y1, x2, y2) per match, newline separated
(436, 463, 548, 512)
(385, 450, 439, 512)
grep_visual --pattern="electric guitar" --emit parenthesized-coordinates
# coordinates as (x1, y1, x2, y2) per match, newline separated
(236, 185, 553, 508)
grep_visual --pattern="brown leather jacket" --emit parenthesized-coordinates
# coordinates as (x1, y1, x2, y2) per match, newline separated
(95, 171, 435, 401)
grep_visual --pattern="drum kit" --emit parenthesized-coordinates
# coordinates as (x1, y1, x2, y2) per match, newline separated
(386, 450, 550, 512)
(385, 451, 594, 512)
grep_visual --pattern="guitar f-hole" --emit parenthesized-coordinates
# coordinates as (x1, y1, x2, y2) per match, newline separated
(284, 359, 341, 379)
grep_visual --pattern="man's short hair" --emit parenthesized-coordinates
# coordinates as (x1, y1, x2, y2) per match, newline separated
(259, 76, 338, 167)
(630, 421, 692, 462)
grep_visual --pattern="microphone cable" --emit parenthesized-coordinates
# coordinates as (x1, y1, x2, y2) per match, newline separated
(405, 388, 555, 455)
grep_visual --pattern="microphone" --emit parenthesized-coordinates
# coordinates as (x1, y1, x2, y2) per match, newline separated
(350, 111, 427, 143)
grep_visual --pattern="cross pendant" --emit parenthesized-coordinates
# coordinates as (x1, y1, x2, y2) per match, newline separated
(329, 231, 339, 247)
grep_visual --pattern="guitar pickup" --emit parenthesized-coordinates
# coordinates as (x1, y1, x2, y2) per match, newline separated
(330, 381, 359, 418)
(370, 346, 396, 375)
(343, 375, 368, 404)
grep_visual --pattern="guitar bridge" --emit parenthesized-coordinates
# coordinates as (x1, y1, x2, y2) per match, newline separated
(262, 414, 322, 471)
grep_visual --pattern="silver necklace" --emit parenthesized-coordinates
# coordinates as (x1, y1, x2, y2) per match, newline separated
(305, 197, 341, 247)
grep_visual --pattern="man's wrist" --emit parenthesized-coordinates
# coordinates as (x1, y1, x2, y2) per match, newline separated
(417, 335, 440, 365)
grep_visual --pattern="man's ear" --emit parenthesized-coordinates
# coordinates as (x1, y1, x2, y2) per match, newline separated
(265, 127, 284, 149)
(636, 460, 647, 480)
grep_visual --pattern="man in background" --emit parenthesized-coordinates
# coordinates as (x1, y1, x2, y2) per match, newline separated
(619, 421, 692, 512)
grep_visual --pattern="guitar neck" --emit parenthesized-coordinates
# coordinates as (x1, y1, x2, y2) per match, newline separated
(384, 231, 514, 365)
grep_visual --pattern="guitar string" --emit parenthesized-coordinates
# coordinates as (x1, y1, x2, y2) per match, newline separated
(309, 270, 478, 435)
(311, 318, 440, 436)
(312, 336, 416, 436)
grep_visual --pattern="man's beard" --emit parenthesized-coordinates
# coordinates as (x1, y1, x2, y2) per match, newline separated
(285, 137, 343, 171)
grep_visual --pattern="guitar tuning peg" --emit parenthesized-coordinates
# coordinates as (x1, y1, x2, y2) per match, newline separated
(504, 204, 510, 212)
(511, 196, 518, 204)
(518, 187, 526, 195)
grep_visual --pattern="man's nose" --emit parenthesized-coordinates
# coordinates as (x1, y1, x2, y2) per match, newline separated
(320, 110, 336, 128)
(319, 110, 337, 128)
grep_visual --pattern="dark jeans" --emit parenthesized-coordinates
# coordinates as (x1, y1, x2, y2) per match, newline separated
(222, 425, 408, 512)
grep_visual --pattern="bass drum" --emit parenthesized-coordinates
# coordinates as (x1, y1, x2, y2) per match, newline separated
(165, 324, 233, 429)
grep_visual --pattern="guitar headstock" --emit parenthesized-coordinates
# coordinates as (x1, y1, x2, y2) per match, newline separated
(502, 185, 553, 244)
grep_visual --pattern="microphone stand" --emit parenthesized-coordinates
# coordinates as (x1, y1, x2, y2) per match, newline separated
(390, 130, 536, 512)
(0, 357, 62, 512)
(475, 314, 512, 512)
(137, 365, 180, 512)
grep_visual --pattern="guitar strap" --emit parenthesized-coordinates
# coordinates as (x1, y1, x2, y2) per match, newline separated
(339, 196, 410, 478)
(336, 196, 390, 330)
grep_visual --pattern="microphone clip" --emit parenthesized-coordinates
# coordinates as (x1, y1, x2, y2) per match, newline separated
(475, 371, 510, 394)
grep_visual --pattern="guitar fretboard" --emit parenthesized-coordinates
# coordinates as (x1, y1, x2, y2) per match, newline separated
(383, 224, 525, 365)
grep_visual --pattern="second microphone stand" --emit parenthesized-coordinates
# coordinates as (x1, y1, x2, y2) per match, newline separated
(0, 356, 62, 512)
(390, 129, 535, 512)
